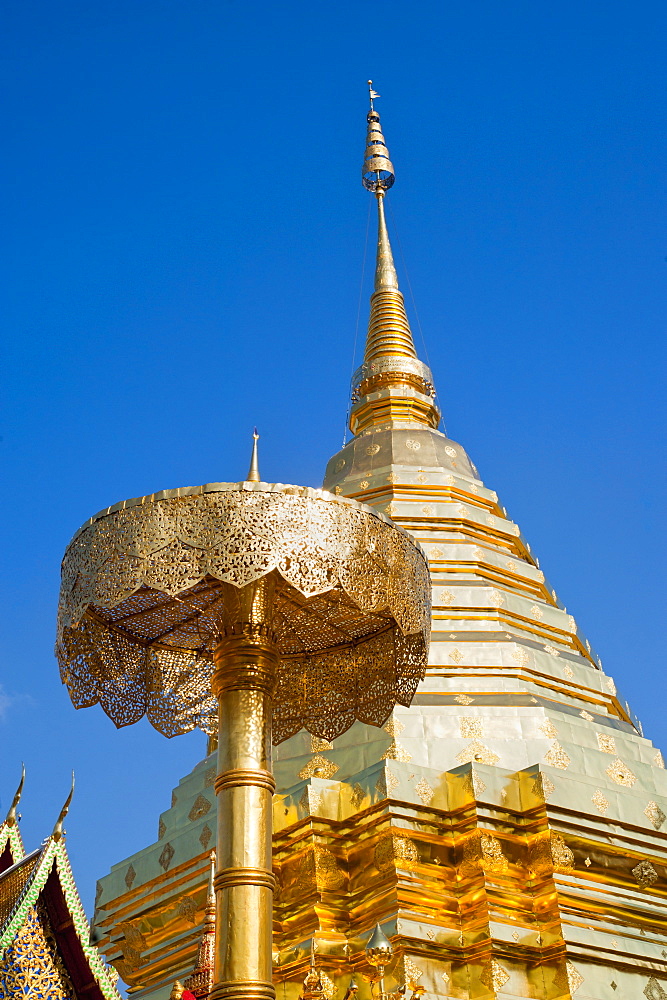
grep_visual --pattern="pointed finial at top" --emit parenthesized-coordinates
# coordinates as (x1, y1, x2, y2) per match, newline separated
(246, 428, 260, 482)
(52, 772, 75, 842)
(362, 81, 394, 193)
(5, 763, 25, 827)
(367, 79, 380, 111)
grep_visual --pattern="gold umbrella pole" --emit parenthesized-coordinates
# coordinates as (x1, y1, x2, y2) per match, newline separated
(210, 576, 279, 1000)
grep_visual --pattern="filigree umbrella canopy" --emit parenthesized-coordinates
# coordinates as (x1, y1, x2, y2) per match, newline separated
(56, 483, 431, 743)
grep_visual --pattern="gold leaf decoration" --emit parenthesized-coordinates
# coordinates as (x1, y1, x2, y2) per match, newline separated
(199, 823, 213, 850)
(177, 896, 198, 924)
(459, 717, 483, 738)
(596, 732, 617, 754)
(298, 756, 339, 779)
(414, 778, 433, 805)
(351, 783, 365, 810)
(606, 758, 636, 787)
(456, 741, 499, 766)
(125, 865, 136, 890)
(592, 789, 609, 815)
(310, 735, 333, 752)
(550, 834, 574, 871)
(645, 801, 666, 831)
(632, 860, 658, 888)
(159, 843, 175, 872)
(319, 970, 336, 1000)
(480, 833, 509, 872)
(532, 773, 555, 802)
(566, 962, 584, 994)
(579, 710, 594, 722)
(158, 817, 166, 840)
(511, 647, 530, 667)
(188, 794, 212, 822)
(449, 648, 464, 663)
(381, 742, 412, 762)
(539, 721, 558, 739)
(374, 832, 419, 871)
(455, 693, 474, 705)
(0, 905, 80, 997)
(644, 977, 667, 1000)
(313, 847, 345, 890)
(403, 956, 423, 987)
(654, 750, 665, 769)
(384, 718, 405, 737)
(544, 742, 570, 770)
(480, 959, 510, 991)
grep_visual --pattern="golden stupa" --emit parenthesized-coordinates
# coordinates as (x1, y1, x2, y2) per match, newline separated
(90, 84, 667, 1000)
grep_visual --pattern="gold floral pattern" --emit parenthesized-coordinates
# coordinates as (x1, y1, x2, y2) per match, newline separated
(188, 794, 212, 822)
(414, 779, 433, 805)
(632, 860, 658, 888)
(606, 758, 636, 787)
(566, 962, 584, 994)
(544, 742, 570, 770)
(550, 834, 574, 871)
(592, 789, 609, 815)
(480, 834, 508, 872)
(384, 718, 405, 737)
(456, 741, 499, 766)
(596, 733, 617, 754)
(645, 801, 666, 831)
(645, 978, 667, 1000)
(0, 906, 76, 1000)
(381, 742, 412, 762)
(459, 717, 483, 738)
(298, 756, 339, 780)
(310, 735, 333, 752)
(56, 485, 431, 744)
(374, 833, 419, 871)
(480, 959, 510, 991)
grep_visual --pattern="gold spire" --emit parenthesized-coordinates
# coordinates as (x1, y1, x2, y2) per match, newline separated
(5, 763, 25, 827)
(246, 428, 260, 482)
(350, 85, 440, 435)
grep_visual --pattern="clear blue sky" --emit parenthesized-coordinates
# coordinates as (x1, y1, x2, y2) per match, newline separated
(1, 0, 665, 939)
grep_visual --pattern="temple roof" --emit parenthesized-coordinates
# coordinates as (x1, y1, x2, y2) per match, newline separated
(0, 822, 121, 1000)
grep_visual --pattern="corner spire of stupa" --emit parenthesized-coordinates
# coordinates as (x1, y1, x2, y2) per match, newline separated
(246, 428, 260, 482)
(351, 83, 440, 435)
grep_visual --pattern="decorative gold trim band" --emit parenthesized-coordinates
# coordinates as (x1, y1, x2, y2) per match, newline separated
(214, 868, 276, 891)
(209, 983, 276, 1000)
(214, 769, 276, 794)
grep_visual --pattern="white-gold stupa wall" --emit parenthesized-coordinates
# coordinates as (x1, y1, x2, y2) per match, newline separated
(92, 422, 667, 1000)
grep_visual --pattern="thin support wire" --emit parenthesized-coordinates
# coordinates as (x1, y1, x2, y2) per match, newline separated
(387, 199, 446, 433)
(343, 197, 372, 446)
(386, 199, 433, 371)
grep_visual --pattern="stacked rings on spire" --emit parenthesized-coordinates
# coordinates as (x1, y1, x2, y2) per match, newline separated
(365, 289, 417, 361)
(362, 111, 395, 192)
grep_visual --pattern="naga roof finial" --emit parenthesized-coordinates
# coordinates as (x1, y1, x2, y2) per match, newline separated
(52, 771, 75, 841)
(5, 762, 25, 827)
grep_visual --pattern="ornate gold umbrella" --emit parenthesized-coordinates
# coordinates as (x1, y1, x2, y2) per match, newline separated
(56, 479, 431, 1000)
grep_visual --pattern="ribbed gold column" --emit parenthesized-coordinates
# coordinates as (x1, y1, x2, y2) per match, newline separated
(364, 191, 418, 362)
(210, 577, 278, 1000)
